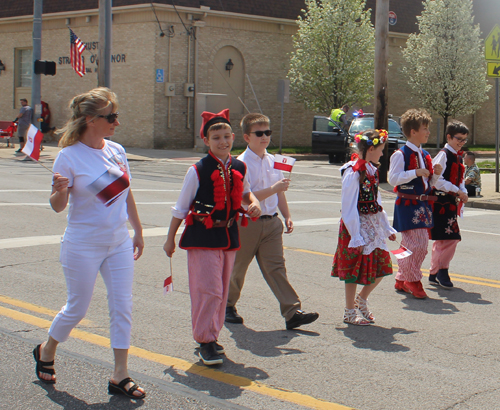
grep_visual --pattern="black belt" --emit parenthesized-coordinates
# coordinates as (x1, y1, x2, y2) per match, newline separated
(260, 213, 278, 220)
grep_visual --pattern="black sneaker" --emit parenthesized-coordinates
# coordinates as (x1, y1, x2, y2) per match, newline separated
(214, 341, 225, 355)
(285, 310, 319, 330)
(199, 342, 223, 365)
(429, 274, 439, 286)
(436, 269, 453, 288)
(225, 306, 243, 324)
(15, 148, 22, 153)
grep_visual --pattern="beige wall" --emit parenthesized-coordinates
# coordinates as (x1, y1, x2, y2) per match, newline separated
(0, 6, 496, 150)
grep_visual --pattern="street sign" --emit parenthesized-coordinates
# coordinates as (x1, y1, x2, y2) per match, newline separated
(488, 62, 500, 77)
(485, 24, 500, 61)
(156, 69, 164, 83)
(389, 11, 397, 26)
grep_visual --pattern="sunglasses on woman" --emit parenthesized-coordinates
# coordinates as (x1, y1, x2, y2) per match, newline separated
(250, 130, 272, 137)
(98, 112, 119, 123)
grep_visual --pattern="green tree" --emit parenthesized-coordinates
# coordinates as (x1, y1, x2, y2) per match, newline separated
(288, 0, 375, 113)
(402, 0, 491, 142)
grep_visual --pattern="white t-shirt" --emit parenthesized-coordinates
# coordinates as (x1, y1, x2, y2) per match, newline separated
(53, 140, 131, 245)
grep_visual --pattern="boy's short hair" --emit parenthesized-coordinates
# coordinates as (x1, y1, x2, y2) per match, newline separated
(240, 113, 270, 135)
(465, 151, 475, 160)
(400, 108, 432, 138)
(206, 123, 232, 139)
(20, 98, 28, 103)
(446, 120, 469, 137)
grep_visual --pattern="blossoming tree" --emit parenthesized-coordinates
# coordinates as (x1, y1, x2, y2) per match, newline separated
(288, 0, 375, 113)
(402, 0, 491, 142)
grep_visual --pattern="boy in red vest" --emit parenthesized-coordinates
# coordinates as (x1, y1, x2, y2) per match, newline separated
(389, 109, 442, 299)
(429, 121, 469, 288)
(163, 109, 260, 366)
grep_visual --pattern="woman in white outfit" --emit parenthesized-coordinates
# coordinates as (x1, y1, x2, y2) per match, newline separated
(32, 87, 145, 399)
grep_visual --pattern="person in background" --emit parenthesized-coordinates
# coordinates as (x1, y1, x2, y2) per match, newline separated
(330, 104, 350, 131)
(464, 152, 481, 197)
(15, 98, 32, 152)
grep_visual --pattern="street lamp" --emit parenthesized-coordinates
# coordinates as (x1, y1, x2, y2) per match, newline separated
(225, 59, 234, 76)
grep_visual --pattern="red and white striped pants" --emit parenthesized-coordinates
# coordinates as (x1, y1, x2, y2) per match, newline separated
(429, 240, 460, 275)
(395, 229, 429, 282)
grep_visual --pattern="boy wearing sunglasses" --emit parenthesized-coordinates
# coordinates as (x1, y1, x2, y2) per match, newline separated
(225, 113, 319, 330)
(428, 120, 469, 288)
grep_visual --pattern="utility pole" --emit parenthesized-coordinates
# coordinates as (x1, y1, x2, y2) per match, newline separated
(98, 0, 112, 88)
(374, 0, 389, 182)
(32, 0, 42, 127)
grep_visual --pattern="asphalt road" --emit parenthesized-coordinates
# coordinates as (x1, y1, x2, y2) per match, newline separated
(1, 155, 499, 410)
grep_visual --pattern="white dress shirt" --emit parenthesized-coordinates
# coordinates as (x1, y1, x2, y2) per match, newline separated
(171, 155, 251, 219)
(432, 143, 467, 194)
(237, 148, 284, 216)
(388, 141, 439, 190)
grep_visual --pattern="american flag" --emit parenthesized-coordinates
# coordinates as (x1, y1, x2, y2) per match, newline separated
(69, 28, 86, 77)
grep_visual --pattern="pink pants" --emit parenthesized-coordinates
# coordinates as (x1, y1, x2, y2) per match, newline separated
(429, 240, 460, 275)
(187, 248, 236, 344)
(395, 229, 429, 282)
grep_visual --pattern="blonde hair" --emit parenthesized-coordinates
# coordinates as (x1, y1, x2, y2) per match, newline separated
(57, 87, 118, 148)
(240, 113, 270, 135)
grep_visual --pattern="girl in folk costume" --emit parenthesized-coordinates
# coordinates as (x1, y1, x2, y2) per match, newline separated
(429, 121, 469, 288)
(388, 108, 442, 299)
(332, 129, 397, 325)
(163, 109, 261, 366)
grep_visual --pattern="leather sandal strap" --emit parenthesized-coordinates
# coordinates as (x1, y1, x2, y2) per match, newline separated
(39, 359, 55, 366)
(39, 366, 55, 375)
(117, 377, 134, 389)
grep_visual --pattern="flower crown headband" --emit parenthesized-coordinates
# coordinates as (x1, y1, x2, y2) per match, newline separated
(354, 129, 388, 146)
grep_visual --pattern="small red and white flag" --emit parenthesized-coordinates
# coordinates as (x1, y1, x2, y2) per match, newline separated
(163, 276, 173, 295)
(87, 167, 129, 206)
(22, 124, 44, 161)
(274, 154, 296, 172)
(390, 246, 413, 260)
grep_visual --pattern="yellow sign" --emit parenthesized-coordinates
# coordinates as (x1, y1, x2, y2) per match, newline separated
(485, 24, 500, 61)
(487, 62, 500, 77)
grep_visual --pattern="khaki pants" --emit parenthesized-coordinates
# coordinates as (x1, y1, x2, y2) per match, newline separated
(227, 216, 300, 321)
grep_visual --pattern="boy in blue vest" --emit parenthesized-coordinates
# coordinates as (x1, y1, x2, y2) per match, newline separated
(388, 109, 442, 299)
(163, 109, 261, 366)
(429, 121, 469, 288)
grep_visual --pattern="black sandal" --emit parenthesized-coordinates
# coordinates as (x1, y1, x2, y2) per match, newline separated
(33, 344, 56, 384)
(108, 377, 146, 399)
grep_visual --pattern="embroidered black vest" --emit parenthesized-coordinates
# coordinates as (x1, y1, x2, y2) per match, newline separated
(358, 172, 383, 214)
(179, 152, 247, 250)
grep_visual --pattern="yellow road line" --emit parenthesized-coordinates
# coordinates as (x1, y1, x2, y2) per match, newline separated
(284, 247, 500, 289)
(0, 295, 93, 326)
(0, 305, 354, 410)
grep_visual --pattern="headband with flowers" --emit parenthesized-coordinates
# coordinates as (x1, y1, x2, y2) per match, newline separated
(354, 129, 388, 146)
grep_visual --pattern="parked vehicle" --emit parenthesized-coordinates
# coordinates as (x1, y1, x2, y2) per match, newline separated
(348, 114, 406, 157)
(311, 116, 352, 163)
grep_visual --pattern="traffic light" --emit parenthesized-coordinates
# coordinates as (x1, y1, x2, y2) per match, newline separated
(34, 60, 56, 76)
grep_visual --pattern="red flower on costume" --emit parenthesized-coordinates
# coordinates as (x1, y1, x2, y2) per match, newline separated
(211, 168, 226, 210)
(425, 154, 434, 176)
(230, 169, 244, 210)
(409, 153, 418, 170)
(449, 163, 459, 186)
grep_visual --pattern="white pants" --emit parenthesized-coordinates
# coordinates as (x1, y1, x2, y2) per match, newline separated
(49, 238, 135, 349)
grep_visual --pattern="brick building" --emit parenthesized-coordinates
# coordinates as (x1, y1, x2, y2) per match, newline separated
(0, 1, 497, 149)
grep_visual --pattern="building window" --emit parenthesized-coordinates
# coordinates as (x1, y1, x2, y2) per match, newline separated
(16, 48, 32, 87)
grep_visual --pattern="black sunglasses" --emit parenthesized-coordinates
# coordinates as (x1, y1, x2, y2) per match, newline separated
(98, 112, 119, 123)
(250, 130, 272, 137)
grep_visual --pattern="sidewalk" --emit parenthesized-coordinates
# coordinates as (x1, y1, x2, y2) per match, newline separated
(2, 143, 500, 211)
